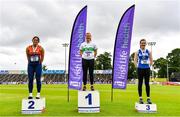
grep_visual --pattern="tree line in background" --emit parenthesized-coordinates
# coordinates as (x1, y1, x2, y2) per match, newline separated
(153, 48, 180, 78)
(94, 48, 180, 79)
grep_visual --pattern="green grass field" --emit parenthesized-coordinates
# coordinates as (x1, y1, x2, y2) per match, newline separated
(0, 84, 180, 116)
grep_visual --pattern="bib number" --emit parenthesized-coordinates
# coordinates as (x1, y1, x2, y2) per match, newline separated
(30, 55, 39, 62)
(85, 51, 92, 57)
(141, 60, 148, 64)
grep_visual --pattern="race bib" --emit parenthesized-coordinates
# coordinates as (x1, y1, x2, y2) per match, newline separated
(85, 51, 92, 57)
(141, 60, 149, 64)
(30, 55, 39, 62)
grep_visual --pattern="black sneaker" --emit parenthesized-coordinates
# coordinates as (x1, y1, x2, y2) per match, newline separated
(28, 96, 33, 99)
(147, 98, 152, 104)
(139, 98, 144, 104)
(82, 85, 86, 91)
(36, 97, 40, 99)
(91, 85, 94, 91)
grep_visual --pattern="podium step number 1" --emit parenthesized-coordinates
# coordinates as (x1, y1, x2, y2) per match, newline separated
(78, 91, 100, 113)
(135, 102, 157, 113)
(22, 98, 45, 114)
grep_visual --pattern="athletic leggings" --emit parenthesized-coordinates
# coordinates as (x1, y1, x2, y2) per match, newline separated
(28, 63, 42, 93)
(137, 68, 150, 97)
(82, 58, 94, 85)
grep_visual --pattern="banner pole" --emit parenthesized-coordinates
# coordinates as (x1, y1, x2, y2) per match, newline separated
(67, 82, 70, 102)
(111, 84, 113, 102)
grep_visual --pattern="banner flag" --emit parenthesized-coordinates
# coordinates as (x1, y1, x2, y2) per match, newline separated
(68, 6, 87, 90)
(112, 5, 135, 89)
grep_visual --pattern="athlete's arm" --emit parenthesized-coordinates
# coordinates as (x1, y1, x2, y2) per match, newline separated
(149, 51, 153, 66)
(79, 43, 83, 57)
(26, 47, 29, 61)
(80, 50, 83, 57)
(94, 44, 97, 57)
(41, 47, 45, 63)
(134, 52, 138, 68)
(94, 49, 97, 57)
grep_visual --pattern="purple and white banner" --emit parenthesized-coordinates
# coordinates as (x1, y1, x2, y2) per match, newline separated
(112, 5, 135, 89)
(68, 6, 87, 90)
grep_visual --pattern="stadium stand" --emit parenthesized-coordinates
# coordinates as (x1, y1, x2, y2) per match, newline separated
(0, 70, 117, 84)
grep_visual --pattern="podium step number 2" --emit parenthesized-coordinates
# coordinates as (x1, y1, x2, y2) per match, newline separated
(78, 91, 100, 113)
(22, 98, 45, 114)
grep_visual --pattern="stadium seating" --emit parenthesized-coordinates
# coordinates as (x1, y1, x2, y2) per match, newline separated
(0, 74, 113, 84)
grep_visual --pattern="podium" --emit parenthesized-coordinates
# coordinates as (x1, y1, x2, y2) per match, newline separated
(135, 102, 157, 113)
(78, 91, 100, 113)
(21, 98, 45, 114)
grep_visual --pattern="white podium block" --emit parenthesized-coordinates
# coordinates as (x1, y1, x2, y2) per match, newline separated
(135, 102, 157, 113)
(21, 98, 45, 114)
(78, 91, 100, 113)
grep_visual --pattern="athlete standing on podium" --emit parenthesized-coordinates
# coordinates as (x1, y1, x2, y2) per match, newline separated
(134, 39, 153, 104)
(26, 36, 44, 99)
(80, 32, 97, 91)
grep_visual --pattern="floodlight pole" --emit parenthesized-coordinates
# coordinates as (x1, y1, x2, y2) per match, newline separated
(148, 42, 156, 79)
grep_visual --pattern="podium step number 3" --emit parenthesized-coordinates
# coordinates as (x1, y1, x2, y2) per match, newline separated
(78, 91, 100, 113)
(22, 98, 45, 114)
(135, 102, 157, 113)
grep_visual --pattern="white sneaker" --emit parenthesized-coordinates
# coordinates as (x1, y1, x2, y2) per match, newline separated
(36, 93, 40, 99)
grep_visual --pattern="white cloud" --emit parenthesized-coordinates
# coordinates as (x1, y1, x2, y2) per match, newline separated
(0, 0, 179, 70)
